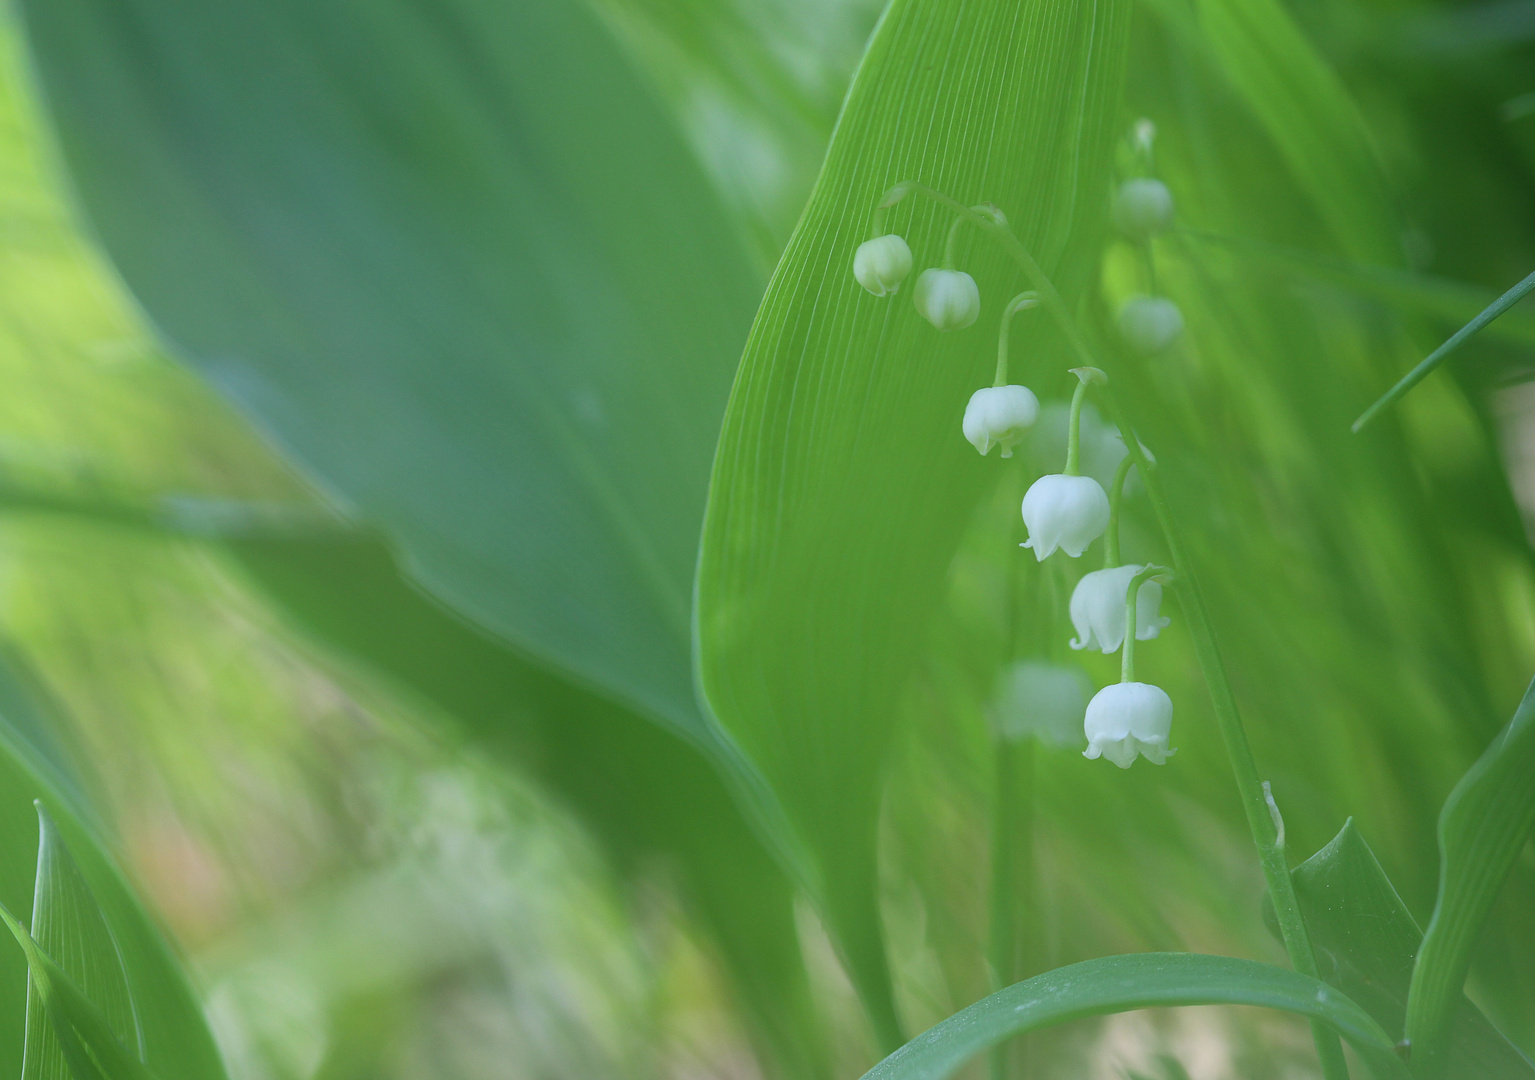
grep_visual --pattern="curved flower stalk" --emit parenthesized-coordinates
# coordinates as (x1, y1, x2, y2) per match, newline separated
(963, 292, 1042, 457)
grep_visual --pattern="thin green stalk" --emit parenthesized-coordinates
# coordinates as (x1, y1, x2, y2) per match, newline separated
(1104, 454, 1135, 568)
(886, 180, 1352, 1080)
(988, 736, 1034, 1080)
(1064, 379, 1089, 476)
(995, 292, 1039, 387)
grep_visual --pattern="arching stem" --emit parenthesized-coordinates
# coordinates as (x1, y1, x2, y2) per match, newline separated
(995, 292, 1039, 387)
(1120, 565, 1169, 684)
(1105, 454, 1135, 568)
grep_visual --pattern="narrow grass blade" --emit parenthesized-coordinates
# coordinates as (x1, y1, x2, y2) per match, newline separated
(1353, 270, 1535, 431)
(860, 953, 1408, 1080)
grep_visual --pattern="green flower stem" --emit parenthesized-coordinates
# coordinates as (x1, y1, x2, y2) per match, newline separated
(988, 734, 1035, 1080)
(1104, 454, 1135, 568)
(1065, 379, 1089, 477)
(995, 292, 1039, 387)
(1120, 565, 1165, 684)
(888, 180, 1352, 1080)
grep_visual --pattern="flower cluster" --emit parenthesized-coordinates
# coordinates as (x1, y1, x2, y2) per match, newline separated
(848, 166, 1181, 770)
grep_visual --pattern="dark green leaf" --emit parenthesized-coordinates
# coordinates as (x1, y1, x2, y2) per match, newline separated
(696, 0, 1132, 1050)
(859, 953, 1408, 1080)
(17, 0, 759, 748)
(1277, 819, 1533, 1077)
(1407, 674, 1535, 1076)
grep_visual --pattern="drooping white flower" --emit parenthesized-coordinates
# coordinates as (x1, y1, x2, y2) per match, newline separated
(989, 661, 1091, 746)
(913, 268, 980, 330)
(1083, 682, 1175, 768)
(1112, 179, 1175, 241)
(963, 385, 1040, 458)
(853, 234, 914, 297)
(1069, 565, 1171, 654)
(1118, 296, 1184, 354)
(1020, 474, 1110, 560)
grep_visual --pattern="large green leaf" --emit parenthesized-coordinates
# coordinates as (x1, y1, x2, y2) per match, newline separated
(695, 0, 1132, 1050)
(1407, 674, 1535, 1076)
(25, 804, 141, 1080)
(859, 953, 1409, 1080)
(1278, 819, 1533, 1077)
(0, 655, 225, 1080)
(16, 0, 759, 747)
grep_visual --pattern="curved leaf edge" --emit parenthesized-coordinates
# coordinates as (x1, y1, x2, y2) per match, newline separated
(860, 953, 1409, 1080)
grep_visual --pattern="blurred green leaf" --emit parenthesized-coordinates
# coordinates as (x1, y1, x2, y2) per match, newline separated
(1407, 675, 1535, 1076)
(0, 900, 156, 1080)
(25, 803, 141, 1080)
(220, 531, 824, 1079)
(696, 0, 1132, 1050)
(859, 953, 1408, 1080)
(0, 654, 225, 1080)
(1275, 819, 1533, 1077)
(16, 0, 759, 749)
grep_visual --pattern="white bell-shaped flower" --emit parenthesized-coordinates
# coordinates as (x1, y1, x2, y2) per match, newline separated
(1112, 179, 1175, 240)
(1069, 565, 1171, 653)
(963, 385, 1039, 458)
(1020, 474, 1110, 560)
(1118, 295, 1184, 354)
(853, 234, 913, 297)
(1083, 682, 1175, 768)
(913, 268, 980, 330)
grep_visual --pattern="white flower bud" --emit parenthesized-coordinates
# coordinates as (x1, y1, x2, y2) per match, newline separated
(1069, 564, 1170, 653)
(1020, 474, 1110, 560)
(853, 234, 913, 297)
(989, 661, 1091, 746)
(1118, 295, 1184, 354)
(1083, 681, 1175, 768)
(913, 268, 980, 330)
(1112, 178, 1174, 240)
(963, 385, 1039, 458)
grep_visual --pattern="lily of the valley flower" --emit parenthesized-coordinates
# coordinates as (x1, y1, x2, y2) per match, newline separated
(1112, 178, 1174, 241)
(853, 234, 914, 297)
(1069, 564, 1170, 653)
(913, 268, 980, 330)
(963, 385, 1039, 457)
(1083, 681, 1175, 768)
(1020, 474, 1110, 560)
(1118, 295, 1184, 354)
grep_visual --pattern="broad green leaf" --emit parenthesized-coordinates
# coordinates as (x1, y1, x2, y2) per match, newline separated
(859, 953, 1409, 1080)
(696, 0, 1132, 1050)
(25, 803, 141, 1080)
(0, 902, 156, 1080)
(220, 531, 824, 1079)
(1277, 819, 1533, 1077)
(0, 656, 226, 1080)
(17, 0, 760, 748)
(1407, 674, 1535, 1077)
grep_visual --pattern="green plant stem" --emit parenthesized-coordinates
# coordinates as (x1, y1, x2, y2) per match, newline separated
(1104, 454, 1134, 568)
(995, 292, 1039, 387)
(988, 735, 1034, 1080)
(1065, 380, 1089, 476)
(890, 181, 1351, 1080)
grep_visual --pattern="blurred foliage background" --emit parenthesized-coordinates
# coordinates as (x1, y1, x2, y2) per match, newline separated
(0, 0, 1531, 1078)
